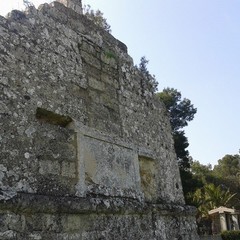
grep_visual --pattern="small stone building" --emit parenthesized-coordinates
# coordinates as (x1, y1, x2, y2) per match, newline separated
(209, 207, 240, 234)
(0, 0, 199, 239)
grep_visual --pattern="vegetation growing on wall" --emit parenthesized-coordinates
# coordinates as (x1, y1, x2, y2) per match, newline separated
(83, 4, 111, 33)
(138, 56, 158, 93)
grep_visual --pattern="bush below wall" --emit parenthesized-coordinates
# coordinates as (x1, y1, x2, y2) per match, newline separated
(221, 230, 240, 240)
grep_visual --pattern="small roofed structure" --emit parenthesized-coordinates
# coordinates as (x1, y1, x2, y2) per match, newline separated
(209, 207, 240, 234)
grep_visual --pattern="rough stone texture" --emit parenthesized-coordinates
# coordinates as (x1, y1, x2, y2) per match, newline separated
(56, 0, 82, 14)
(0, 1, 199, 239)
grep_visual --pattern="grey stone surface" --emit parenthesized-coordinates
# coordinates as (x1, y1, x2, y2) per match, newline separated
(0, 0, 199, 239)
(56, 0, 82, 14)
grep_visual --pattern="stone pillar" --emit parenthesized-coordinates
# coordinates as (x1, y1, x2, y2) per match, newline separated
(232, 214, 240, 230)
(56, 0, 82, 14)
(220, 213, 228, 231)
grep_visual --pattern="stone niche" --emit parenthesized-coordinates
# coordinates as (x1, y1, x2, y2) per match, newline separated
(0, 0, 199, 239)
(139, 156, 157, 202)
(76, 124, 142, 198)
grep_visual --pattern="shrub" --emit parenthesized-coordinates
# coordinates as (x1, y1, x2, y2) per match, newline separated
(221, 230, 240, 240)
(138, 56, 158, 93)
(83, 5, 111, 33)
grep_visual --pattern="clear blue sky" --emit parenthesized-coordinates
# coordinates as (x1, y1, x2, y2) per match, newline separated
(1, 0, 240, 167)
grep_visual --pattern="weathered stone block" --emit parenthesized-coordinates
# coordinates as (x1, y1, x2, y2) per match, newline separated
(39, 160, 61, 175)
(101, 50, 118, 68)
(56, 0, 82, 14)
(88, 76, 105, 91)
(139, 156, 157, 202)
(61, 162, 76, 178)
(82, 133, 141, 195)
(81, 51, 101, 70)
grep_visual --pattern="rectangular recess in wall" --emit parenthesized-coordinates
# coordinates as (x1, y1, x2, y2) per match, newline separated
(139, 156, 157, 202)
(36, 108, 72, 127)
(73, 121, 142, 198)
(82, 135, 139, 191)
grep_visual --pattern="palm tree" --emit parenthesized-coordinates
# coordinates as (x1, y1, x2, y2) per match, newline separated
(191, 183, 237, 235)
(204, 184, 236, 209)
(191, 183, 236, 219)
(191, 188, 209, 222)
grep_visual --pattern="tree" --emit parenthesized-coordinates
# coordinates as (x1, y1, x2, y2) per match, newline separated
(83, 5, 111, 33)
(191, 188, 209, 218)
(213, 154, 240, 178)
(157, 88, 197, 170)
(191, 160, 212, 184)
(139, 56, 149, 74)
(138, 56, 158, 93)
(204, 184, 236, 209)
(157, 88, 197, 202)
(173, 130, 190, 170)
(182, 153, 240, 234)
(158, 88, 197, 132)
(212, 154, 240, 209)
(192, 183, 236, 217)
(181, 169, 204, 205)
(189, 154, 240, 210)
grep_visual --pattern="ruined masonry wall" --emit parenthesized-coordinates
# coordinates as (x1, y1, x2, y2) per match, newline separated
(0, 2, 199, 239)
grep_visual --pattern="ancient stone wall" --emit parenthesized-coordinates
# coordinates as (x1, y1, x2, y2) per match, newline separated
(0, 1, 199, 239)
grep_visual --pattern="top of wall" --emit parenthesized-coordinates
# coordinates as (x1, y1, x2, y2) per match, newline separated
(56, 0, 83, 14)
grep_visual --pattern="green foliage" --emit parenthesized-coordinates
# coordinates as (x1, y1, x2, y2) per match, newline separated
(191, 183, 236, 219)
(191, 188, 209, 217)
(139, 56, 149, 74)
(212, 154, 240, 209)
(180, 154, 240, 235)
(173, 131, 190, 170)
(188, 155, 240, 235)
(138, 56, 158, 93)
(83, 5, 111, 33)
(157, 88, 197, 201)
(192, 161, 212, 177)
(203, 184, 236, 209)
(213, 154, 240, 177)
(156, 88, 199, 206)
(158, 88, 197, 132)
(185, 160, 215, 205)
(221, 230, 240, 240)
(157, 88, 197, 174)
(104, 50, 116, 59)
(191, 160, 212, 184)
(180, 170, 203, 205)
